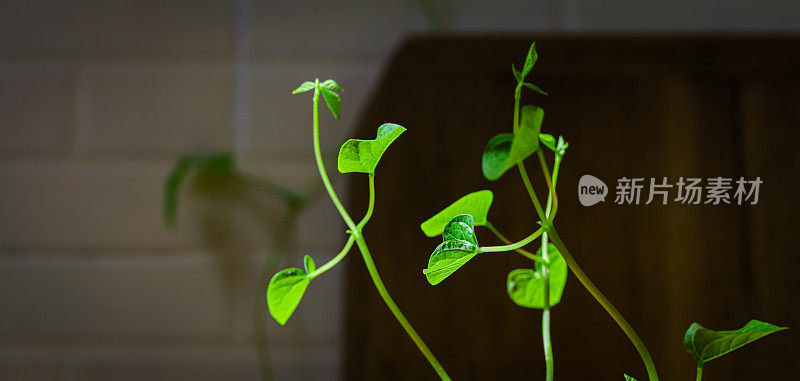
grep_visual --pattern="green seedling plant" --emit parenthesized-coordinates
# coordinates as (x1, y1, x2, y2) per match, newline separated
(266, 79, 451, 380)
(420, 42, 788, 381)
(420, 42, 657, 380)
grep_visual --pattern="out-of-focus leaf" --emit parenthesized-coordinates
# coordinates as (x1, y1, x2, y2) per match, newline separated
(163, 152, 234, 226)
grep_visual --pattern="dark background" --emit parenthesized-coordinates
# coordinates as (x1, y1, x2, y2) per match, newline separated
(2, 2, 800, 380)
(345, 36, 800, 380)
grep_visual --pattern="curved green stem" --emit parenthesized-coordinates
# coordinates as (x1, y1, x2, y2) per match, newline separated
(540, 151, 561, 381)
(517, 162, 547, 221)
(311, 81, 358, 234)
(484, 222, 545, 263)
(357, 174, 376, 229)
(354, 236, 451, 380)
(695, 364, 703, 381)
(547, 228, 659, 381)
(306, 234, 356, 279)
(537, 150, 558, 220)
(309, 86, 449, 379)
(480, 227, 544, 253)
(307, 175, 376, 279)
(237, 170, 301, 204)
(513, 82, 522, 133)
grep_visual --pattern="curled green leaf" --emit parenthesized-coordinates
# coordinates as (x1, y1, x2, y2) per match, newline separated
(506, 243, 567, 308)
(320, 86, 342, 120)
(511, 63, 522, 82)
(303, 255, 316, 274)
(523, 82, 548, 95)
(423, 214, 480, 285)
(521, 42, 538, 78)
(320, 79, 344, 92)
(683, 319, 788, 365)
(420, 190, 493, 237)
(482, 105, 544, 180)
(539, 133, 556, 152)
(338, 123, 406, 174)
(292, 81, 315, 94)
(267, 267, 311, 325)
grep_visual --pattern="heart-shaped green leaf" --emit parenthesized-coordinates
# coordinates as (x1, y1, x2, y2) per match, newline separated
(420, 190, 493, 237)
(338, 123, 406, 174)
(423, 214, 480, 285)
(683, 319, 788, 365)
(506, 243, 567, 308)
(267, 267, 311, 325)
(482, 105, 544, 180)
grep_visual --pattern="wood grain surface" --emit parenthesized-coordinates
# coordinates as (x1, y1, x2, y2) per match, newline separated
(343, 35, 799, 380)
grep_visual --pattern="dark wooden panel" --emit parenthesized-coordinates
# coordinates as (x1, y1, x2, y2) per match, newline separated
(344, 36, 800, 380)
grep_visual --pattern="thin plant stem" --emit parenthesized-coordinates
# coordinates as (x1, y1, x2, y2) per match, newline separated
(513, 82, 522, 133)
(355, 235, 451, 380)
(311, 81, 359, 234)
(480, 227, 544, 252)
(307, 176, 374, 279)
(237, 170, 301, 204)
(484, 222, 545, 263)
(517, 162, 547, 221)
(546, 228, 659, 381)
(695, 364, 703, 381)
(537, 150, 558, 220)
(354, 176, 450, 380)
(539, 152, 561, 381)
(310, 83, 450, 380)
(357, 174, 376, 229)
(306, 235, 356, 279)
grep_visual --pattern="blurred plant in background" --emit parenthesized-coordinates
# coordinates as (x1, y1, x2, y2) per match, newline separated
(163, 152, 321, 381)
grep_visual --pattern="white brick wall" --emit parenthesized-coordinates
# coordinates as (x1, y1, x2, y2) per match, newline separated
(0, 0, 797, 380)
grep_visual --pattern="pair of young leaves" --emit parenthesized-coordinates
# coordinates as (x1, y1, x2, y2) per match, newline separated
(268, 79, 407, 325)
(423, 43, 567, 308)
(624, 319, 787, 381)
(482, 42, 555, 181)
(420, 188, 567, 309)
